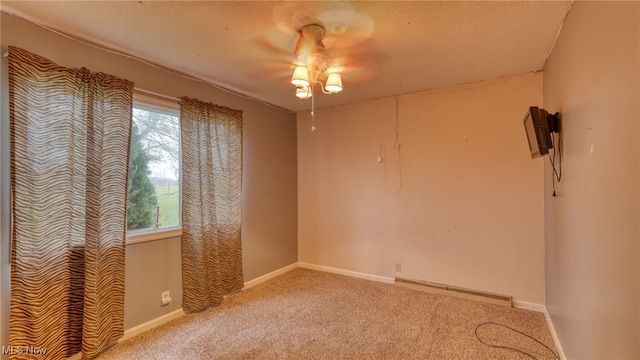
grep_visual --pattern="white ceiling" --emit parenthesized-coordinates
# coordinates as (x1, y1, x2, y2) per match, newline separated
(2, 1, 573, 112)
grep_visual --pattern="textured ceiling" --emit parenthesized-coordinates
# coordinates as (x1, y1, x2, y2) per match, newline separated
(2, 1, 573, 112)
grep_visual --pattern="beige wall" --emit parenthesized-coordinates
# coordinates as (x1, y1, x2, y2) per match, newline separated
(0, 10, 298, 342)
(5, 3, 638, 357)
(298, 73, 545, 303)
(543, 2, 640, 358)
(124, 237, 182, 330)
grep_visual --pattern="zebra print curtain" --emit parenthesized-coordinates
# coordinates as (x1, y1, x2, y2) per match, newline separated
(8, 46, 132, 359)
(180, 97, 243, 313)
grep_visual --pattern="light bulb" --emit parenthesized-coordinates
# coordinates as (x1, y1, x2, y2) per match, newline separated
(296, 86, 312, 99)
(291, 65, 310, 87)
(325, 73, 343, 93)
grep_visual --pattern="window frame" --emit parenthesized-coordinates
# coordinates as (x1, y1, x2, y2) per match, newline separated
(126, 91, 182, 244)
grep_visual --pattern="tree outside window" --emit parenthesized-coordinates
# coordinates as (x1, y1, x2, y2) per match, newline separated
(127, 101, 180, 232)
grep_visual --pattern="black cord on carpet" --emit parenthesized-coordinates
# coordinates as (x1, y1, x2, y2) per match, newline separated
(474, 321, 560, 360)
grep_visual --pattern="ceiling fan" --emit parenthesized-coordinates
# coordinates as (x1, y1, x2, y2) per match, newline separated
(252, 5, 389, 97)
(290, 23, 343, 99)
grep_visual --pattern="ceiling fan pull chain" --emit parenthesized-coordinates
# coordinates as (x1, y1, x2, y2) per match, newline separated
(311, 85, 316, 132)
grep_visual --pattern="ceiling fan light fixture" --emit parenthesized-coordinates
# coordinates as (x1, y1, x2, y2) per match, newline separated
(291, 23, 343, 102)
(291, 65, 310, 87)
(296, 85, 312, 99)
(325, 73, 343, 93)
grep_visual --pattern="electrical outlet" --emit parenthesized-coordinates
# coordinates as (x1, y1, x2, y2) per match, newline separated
(161, 290, 172, 306)
(395, 263, 402, 272)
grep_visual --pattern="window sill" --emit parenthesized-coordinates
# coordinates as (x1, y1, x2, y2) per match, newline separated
(127, 228, 182, 245)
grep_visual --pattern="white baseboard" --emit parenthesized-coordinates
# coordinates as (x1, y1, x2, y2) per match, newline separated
(543, 306, 566, 360)
(298, 262, 395, 284)
(512, 299, 546, 312)
(121, 308, 184, 342)
(67, 309, 186, 359)
(512, 302, 566, 359)
(95, 263, 299, 353)
(70, 264, 565, 360)
(243, 262, 298, 289)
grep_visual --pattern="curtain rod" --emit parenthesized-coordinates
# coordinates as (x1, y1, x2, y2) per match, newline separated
(134, 88, 180, 105)
(2, 50, 180, 105)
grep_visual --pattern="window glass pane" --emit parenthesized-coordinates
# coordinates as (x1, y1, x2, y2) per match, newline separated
(127, 100, 180, 232)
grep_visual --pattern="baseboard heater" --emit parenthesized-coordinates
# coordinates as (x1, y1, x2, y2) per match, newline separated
(394, 277, 513, 307)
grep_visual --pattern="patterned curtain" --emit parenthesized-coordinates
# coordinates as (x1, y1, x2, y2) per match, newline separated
(180, 97, 243, 313)
(8, 46, 132, 359)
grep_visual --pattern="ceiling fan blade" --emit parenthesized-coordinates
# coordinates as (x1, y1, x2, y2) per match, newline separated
(271, 2, 323, 35)
(248, 68, 293, 82)
(261, 2, 384, 88)
(329, 38, 391, 73)
(271, 2, 375, 48)
(252, 37, 290, 58)
(317, 8, 375, 48)
(332, 51, 391, 69)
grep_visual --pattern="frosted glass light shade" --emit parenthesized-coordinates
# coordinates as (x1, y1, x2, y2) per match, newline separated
(325, 73, 343, 93)
(291, 66, 310, 87)
(296, 86, 312, 99)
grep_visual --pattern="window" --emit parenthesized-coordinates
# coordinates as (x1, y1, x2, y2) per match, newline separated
(127, 92, 181, 239)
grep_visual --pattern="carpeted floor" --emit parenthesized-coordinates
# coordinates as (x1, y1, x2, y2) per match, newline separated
(99, 268, 558, 359)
